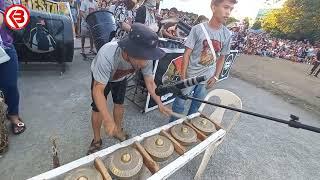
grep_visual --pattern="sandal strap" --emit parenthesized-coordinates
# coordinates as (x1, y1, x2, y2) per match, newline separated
(17, 122, 25, 127)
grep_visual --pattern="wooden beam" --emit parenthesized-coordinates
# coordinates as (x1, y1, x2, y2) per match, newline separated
(94, 157, 112, 180)
(133, 141, 160, 174)
(183, 121, 207, 141)
(160, 130, 186, 156)
(147, 129, 226, 180)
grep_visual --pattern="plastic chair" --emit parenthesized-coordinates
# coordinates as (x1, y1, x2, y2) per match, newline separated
(195, 89, 242, 180)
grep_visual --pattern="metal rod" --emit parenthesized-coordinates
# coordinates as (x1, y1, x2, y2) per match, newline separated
(184, 96, 320, 133)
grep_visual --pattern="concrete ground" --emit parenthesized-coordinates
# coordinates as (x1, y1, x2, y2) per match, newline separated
(0, 47, 319, 180)
(232, 55, 320, 115)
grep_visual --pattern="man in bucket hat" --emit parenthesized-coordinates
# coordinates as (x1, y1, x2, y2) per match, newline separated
(88, 23, 172, 154)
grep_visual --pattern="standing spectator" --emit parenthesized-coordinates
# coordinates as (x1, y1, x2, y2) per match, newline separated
(135, 0, 159, 32)
(170, 0, 236, 122)
(80, 0, 98, 54)
(69, 0, 79, 37)
(114, 0, 137, 39)
(0, 1, 26, 134)
(309, 48, 320, 77)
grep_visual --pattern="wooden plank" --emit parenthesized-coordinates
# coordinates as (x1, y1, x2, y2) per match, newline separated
(147, 129, 226, 180)
(94, 157, 112, 180)
(160, 130, 186, 156)
(133, 141, 160, 174)
(183, 121, 207, 141)
(28, 117, 189, 180)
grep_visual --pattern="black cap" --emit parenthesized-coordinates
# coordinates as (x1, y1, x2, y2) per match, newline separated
(118, 23, 165, 60)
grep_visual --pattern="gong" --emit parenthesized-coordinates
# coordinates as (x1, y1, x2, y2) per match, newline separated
(190, 117, 217, 135)
(170, 124, 197, 146)
(108, 146, 143, 179)
(64, 168, 103, 180)
(143, 134, 174, 161)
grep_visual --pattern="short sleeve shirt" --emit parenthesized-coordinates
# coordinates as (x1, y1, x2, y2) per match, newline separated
(91, 41, 153, 84)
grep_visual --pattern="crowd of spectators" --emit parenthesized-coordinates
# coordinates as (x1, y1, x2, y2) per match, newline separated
(231, 29, 318, 64)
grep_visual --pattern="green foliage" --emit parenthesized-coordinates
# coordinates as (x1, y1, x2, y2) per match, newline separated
(243, 17, 250, 29)
(226, 17, 239, 25)
(261, 0, 320, 42)
(252, 19, 262, 30)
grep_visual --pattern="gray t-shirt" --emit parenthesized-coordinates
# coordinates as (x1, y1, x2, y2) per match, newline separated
(184, 22, 232, 81)
(80, 0, 98, 27)
(91, 41, 153, 84)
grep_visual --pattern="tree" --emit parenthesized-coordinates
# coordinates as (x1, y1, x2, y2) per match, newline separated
(252, 19, 262, 30)
(243, 17, 250, 30)
(226, 17, 239, 25)
(261, 0, 320, 42)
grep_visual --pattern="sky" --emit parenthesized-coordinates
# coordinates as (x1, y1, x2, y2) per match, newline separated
(160, 0, 268, 20)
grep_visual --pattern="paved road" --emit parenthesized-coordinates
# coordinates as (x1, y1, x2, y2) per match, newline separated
(0, 50, 319, 180)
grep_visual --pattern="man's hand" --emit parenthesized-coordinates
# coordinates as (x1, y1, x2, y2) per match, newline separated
(103, 120, 116, 136)
(158, 104, 172, 117)
(207, 76, 217, 89)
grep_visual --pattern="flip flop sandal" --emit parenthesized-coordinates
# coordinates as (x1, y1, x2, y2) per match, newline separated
(11, 119, 26, 135)
(87, 139, 102, 155)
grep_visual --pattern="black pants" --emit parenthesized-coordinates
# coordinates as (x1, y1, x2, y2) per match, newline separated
(91, 76, 127, 112)
(310, 61, 320, 76)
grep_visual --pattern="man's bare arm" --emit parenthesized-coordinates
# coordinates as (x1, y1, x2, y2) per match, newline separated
(144, 75, 172, 116)
(181, 48, 192, 80)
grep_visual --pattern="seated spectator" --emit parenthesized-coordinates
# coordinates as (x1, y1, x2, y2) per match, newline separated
(159, 7, 179, 40)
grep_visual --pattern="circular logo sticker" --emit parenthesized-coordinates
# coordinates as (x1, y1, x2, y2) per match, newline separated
(4, 4, 30, 30)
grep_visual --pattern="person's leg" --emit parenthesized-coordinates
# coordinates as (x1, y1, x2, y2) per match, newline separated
(111, 79, 128, 141)
(315, 63, 320, 77)
(81, 37, 85, 54)
(80, 25, 87, 54)
(187, 84, 207, 116)
(310, 62, 319, 75)
(89, 35, 95, 54)
(88, 77, 112, 154)
(170, 86, 194, 122)
(0, 45, 25, 134)
(91, 110, 102, 143)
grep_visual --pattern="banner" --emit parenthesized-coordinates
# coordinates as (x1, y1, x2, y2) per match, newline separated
(144, 50, 238, 113)
(20, 0, 59, 14)
(145, 49, 184, 112)
(20, 0, 73, 22)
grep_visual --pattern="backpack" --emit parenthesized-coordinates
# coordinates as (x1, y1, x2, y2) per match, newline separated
(27, 24, 56, 53)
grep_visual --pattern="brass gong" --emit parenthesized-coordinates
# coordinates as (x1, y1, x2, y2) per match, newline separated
(170, 124, 197, 146)
(191, 117, 217, 135)
(108, 146, 143, 179)
(143, 134, 174, 161)
(64, 167, 103, 180)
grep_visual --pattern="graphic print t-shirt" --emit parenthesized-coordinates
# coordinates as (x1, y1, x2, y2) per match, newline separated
(184, 22, 232, 81)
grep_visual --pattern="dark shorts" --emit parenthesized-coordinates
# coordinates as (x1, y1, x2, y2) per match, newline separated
(91, 76, 127, 112)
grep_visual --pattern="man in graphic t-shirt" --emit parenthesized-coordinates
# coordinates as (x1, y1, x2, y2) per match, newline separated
(170, 0, 237, 122)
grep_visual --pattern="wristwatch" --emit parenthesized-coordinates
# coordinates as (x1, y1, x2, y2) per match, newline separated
(213, 76, 219, 81)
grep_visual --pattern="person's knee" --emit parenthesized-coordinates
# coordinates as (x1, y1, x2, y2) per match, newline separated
(114, 103, 124, 111)
(172, 98, 185, 113)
